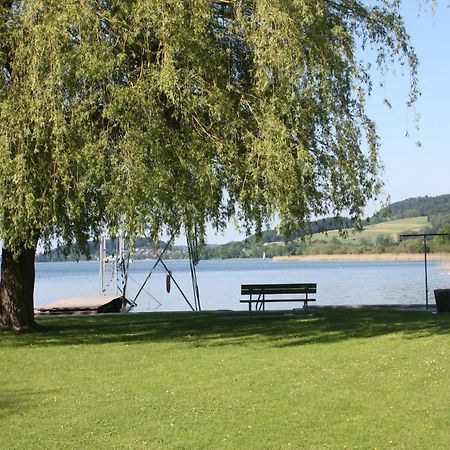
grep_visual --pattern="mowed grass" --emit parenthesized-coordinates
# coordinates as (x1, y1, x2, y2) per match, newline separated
(2, 308, 450, 449)
(322, 216, 430, 242)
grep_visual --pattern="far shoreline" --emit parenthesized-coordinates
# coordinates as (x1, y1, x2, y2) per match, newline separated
(273, 252, 450, 263)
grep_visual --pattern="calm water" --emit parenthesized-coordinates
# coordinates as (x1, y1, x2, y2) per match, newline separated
(34, 258, 450, 311)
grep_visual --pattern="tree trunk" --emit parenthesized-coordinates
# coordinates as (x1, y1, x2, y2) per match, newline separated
(0, 243, 37, 331)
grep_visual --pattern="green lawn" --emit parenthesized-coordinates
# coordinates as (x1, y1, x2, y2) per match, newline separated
(363, 216, 430, 237)
(2, 309, 450, 449)
(319, 216, 430, 243)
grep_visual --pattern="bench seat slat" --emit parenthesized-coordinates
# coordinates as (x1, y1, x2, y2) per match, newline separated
(240, 292, 315, 295)
(241, 283, 315, 288)
(240, 298, 316, 303)
(242, 283, 315, 289)
(241, 289, 316, 294)
(241, 284, 316, 296)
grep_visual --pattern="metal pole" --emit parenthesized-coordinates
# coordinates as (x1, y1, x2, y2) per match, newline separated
(187, 238, 201, 311)
(99, 235, 105, 295)
(424, 234, 429, 309)
(158, 259, 195, 311)
(133, 237, 174, 303)
(400, 233, 450, 310)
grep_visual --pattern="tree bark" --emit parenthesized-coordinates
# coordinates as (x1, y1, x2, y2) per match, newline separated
(0, 243, 37, 331)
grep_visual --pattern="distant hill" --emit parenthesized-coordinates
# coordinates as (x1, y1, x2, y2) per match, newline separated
(242, 216, 354, 245)
(37, 193, 450, 261)
(201, 193, 450, 259)
(36, 238, 186, 262)
(371, 194, 450, 223)
(325, 216, 430, 241)
(234, 194, 450, 245)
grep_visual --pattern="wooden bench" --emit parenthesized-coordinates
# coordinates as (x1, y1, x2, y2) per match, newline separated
(240, 283, 317, 311)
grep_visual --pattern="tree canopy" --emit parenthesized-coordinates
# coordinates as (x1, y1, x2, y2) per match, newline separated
(0, 0, 418, 329)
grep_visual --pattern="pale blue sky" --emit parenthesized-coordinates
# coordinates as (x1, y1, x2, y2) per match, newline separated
(208, 2, 450, 244)
(369, 1, 450, 205)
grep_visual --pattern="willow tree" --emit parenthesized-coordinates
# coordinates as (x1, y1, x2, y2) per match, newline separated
(0, 0, 417, 330)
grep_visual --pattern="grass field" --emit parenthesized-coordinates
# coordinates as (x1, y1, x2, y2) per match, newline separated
(2, 309, 450, 449)
(319, 216, 430, 242)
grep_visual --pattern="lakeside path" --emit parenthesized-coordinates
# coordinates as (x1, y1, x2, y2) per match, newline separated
(273, 252, 450, 262)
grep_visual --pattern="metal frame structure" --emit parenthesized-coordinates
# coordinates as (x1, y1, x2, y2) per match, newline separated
(99, 227, 202, 313)
(400, 233, 450, 309)
(99, 235, 136, 311)
(132, 232, 202, 312)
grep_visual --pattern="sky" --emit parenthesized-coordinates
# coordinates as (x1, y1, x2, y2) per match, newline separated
(207, 1, 450, 245)
(368, 1, 450, 205)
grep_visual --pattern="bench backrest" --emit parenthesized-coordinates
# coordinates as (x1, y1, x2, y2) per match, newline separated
(241, 283, 316, 296)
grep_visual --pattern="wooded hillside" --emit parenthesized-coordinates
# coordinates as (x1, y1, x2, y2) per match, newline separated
(372, 194, 450, 224)
(201, 194, 450, 259)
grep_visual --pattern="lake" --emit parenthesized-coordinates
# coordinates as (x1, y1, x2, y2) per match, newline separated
(34, 258, 450, 311)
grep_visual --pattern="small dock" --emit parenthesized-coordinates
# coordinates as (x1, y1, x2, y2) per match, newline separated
(35, 295, 124, 315)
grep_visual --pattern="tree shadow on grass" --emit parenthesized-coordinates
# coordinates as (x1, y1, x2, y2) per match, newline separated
(2, 308, 450, 349)
(0, 388, 57, 419)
